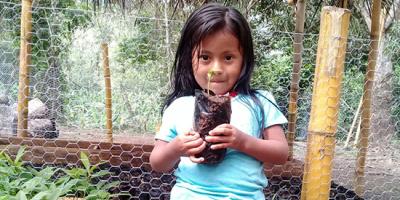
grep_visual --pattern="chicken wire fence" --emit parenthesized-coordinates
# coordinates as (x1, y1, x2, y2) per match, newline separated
(0, 1, 399, 200)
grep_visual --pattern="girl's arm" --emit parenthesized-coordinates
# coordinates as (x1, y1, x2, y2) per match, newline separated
(206, 124, 288, 164)
(150, 132, 206, 172)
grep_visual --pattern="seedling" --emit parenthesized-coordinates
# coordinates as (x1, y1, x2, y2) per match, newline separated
(207, 69, 216, 95)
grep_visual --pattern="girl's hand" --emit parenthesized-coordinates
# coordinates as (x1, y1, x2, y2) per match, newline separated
(172, 131, 206, 163)
(205, 124, 245, 150)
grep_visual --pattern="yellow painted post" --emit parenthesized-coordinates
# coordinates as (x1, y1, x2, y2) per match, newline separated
(17, 0, 33, 137)
(101, 43, 113, 142)
(288, 0, 306, 160)
(300, 6, 351, 200)
(354, 0, 382, 196)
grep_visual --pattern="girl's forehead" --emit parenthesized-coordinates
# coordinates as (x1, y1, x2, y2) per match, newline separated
(192, 30, 241, 54)
(202, 28, 236, 41)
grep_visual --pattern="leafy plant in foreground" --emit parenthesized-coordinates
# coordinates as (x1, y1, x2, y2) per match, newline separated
(0, 147, 119, 200)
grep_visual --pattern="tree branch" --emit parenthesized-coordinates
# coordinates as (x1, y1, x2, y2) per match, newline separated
(356, 1, 372, 31)
(384, 0, 400, 31)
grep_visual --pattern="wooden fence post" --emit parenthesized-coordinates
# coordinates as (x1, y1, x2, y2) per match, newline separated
(288, 0, 307, 160)
(17, 0, 33, 137)
(101, 42, 113, 142)
(354, 0, 382, 195)
(300, 6, 351, 200)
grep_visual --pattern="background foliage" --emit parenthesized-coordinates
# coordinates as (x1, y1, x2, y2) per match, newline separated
(0, 0, 399, 139)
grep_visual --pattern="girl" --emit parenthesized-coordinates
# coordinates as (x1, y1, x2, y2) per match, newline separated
(150, 3, 288, 199)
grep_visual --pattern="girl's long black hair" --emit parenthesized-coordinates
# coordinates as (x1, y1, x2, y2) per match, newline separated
(162, 3, 274, 136)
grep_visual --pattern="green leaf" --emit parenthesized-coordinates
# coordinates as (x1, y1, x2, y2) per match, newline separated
(91, 170, 110, 178)
(86, 190, 109, 200)
(0, 167, 12, 175)
(60, 179, 80, 196)
(80, 152, 90, 175)
(101, 181, 119, 190)
(46, 183, 62, 200)
(21, 177, 41, 194)
(0, 196, 11, 200)
(63, 168, 86, 179)
(18, 171, 34, 180)
(55, 176, 70, 186)
(2, 153, 13, 165)
(15, 191, 27, 200)
(14, 147, 26, 167)
(36, 167, 56, 180)
(31, 191, 50, 200)
(88, 160, 107, 175)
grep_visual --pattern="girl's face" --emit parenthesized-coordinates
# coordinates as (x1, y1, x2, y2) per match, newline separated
(192, 29, 243, 95)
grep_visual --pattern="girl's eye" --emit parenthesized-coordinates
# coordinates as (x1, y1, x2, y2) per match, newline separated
(225, 56, 233, 61)
(199, 55, 209, 60)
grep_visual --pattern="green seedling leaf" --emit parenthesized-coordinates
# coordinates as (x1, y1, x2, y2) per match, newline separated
(80, 152, 91, 175)
(63, 168, 86, 179)
(15, 190, 27, 200)
(0, 166, 12, 175)
(101, 181, 119, 190)
(86, 190, 109, 200)
(31, 191, 50, 200)
(2, 153, 13, 165)
(59, 179, 80, 196)
(19, 171, 34, 180)
(14, 146, 26, 167)
(0, 196, 10, 200)
(89, 161, 106, 174)
(22, 177, 43, 194)
(91, 170, 110, 178)
(55, 176, 70, 186)
(35, 167, 56, 180)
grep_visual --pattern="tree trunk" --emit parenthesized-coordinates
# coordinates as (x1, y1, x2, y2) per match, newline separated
(370, 34, 395, 145)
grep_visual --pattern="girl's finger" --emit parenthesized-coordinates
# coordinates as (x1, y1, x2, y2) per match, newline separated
(210, 143, 228, 150)
(205, 135, 230, 143)
(186, 138, 204, 149)
(187, 140, 206, 154)
(209, 127, 231, 136)
(189, 155, 204, 163)
(184, 132, 200, 141)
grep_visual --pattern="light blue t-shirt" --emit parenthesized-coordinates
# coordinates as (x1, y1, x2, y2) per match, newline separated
(155, 90, 287, 200)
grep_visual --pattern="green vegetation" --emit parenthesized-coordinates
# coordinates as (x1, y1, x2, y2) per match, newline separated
(0, 147, 119, 200)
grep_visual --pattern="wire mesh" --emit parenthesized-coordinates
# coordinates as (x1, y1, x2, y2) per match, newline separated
(0, 1, 399, 200)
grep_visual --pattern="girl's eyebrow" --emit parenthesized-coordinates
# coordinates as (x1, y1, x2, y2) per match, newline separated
(200, 49, 239, 54)
(199, 50, 211, 54)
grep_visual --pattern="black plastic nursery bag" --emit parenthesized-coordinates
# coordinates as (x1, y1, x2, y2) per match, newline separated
(193, 89, 232, 164)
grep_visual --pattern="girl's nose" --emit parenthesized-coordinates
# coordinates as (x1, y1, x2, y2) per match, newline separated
(211, 61, 223, 75)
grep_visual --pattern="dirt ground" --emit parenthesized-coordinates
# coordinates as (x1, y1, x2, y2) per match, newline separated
(292, 140, 400, 200)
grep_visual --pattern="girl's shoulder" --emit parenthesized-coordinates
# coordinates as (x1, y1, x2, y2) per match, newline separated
(244, 89, 276, 102)
(254, 89, 274, 98)
(164, 95, 195, 112)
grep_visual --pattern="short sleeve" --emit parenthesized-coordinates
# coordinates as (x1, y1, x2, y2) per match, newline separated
(155, 103, 178, 142)
(258, 90, 288, 128)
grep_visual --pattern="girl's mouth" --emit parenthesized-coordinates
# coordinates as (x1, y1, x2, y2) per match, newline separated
(210, 80, 224, 83)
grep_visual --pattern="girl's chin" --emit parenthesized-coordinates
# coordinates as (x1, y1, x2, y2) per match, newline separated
(203, 89, 229, 96)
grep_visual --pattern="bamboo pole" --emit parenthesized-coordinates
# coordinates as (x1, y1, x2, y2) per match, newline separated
(101, 43, 113, 142)
(353, 116, 361, 146)
(163, 0, 171, 58)
(17, 0, 33, 137)
(300, 6, 350, 200)
(354, 0, 382, 196)
(344, 96, 362, 148)
(288, 0, 307, 160)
